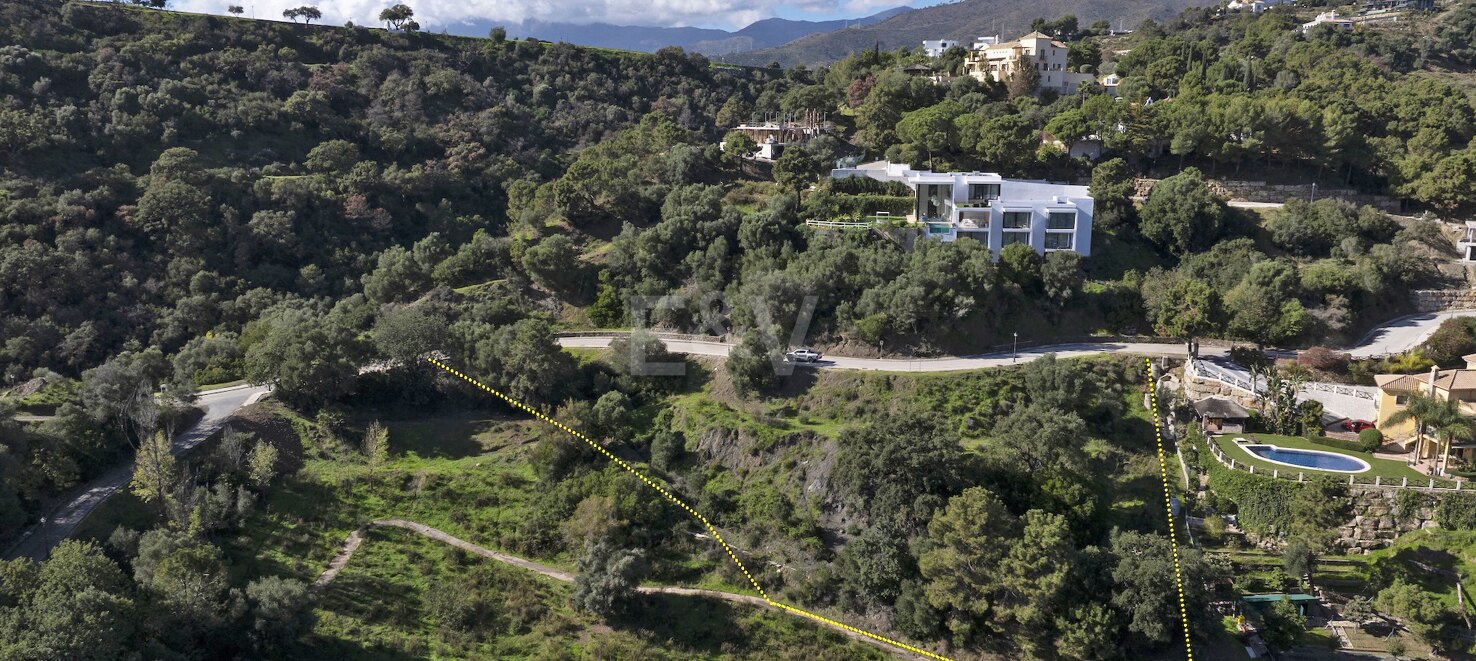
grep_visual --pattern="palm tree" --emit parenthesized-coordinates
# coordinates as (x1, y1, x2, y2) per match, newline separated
(1386, 393, 1475, 475)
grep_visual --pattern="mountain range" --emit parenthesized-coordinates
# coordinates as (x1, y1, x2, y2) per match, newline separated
(727, 0, 1206, 66)
(442, 7, 913, 56)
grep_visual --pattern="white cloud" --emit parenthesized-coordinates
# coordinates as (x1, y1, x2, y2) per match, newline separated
(171, 0, 858, 30)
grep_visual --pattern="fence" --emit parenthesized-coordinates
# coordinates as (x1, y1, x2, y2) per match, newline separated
(1202, 436, 1469, 491)
(1188, 358, 1260, 394)
(1300, 381, 1376, 401)
(555, 330, 730, 343)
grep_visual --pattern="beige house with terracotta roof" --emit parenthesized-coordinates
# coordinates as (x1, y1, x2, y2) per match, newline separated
(965, 31, 1094, 94)
(1374, 356, 1476, 464)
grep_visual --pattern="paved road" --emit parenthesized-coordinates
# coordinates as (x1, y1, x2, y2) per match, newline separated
(319, 519, 928, 660)
(1345, 309, 1476, 358)
(3, 384, 270, 561)
(559, 337, 1227, 372)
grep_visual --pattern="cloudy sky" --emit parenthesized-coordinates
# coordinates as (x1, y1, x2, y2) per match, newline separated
(174, 0, 929, 30)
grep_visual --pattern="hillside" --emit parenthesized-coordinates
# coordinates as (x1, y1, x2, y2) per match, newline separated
(445, 7, 912, 56)
(729, 0, 1203, 66)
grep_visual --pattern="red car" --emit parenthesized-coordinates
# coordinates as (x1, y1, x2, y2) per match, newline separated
(1341, 420, 1375, 433)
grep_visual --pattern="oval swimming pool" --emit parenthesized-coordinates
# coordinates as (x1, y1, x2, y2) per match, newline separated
(1243, 444, 1370, 473)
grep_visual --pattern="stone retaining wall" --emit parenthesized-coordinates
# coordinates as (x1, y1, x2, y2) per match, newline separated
(1134, 177, 1400, 211)
(1413, 289, 1476, 312)
(1339, 488, 1439, 551)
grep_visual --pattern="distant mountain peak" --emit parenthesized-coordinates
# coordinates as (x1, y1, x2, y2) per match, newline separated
(442, 7, 914, 56)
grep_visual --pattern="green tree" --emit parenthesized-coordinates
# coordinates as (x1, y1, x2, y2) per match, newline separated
(1385, 393, 1476, 476)
(129, 430, 177, 507)
(1139, 168, 1226, 255)
(378, 3, 414, 30)
(1147, 277, 1220, 355)
(571, 540, 646, 620)
(773, 144, 824, 205)
(1090, 158, 1137, 231)
(1042, 251, 1083, 306)
(248, 441, 279, 488)
(726, 326, 782, 397)
(998, 243, 1043, 293)
(918, 487, 1018, 643)
(1110, 530, 1213, 647)
(721, 130, 758, 163)
(245, 576, 314, 656)
(1261, 597, 1306, 651)
(522, 235, 583, 294)
(362, 420, 389, 466)
(1, 540, 138, 659)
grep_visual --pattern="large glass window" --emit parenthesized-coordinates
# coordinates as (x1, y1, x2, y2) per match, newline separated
(916, 184, 952, 221)
(968, 183, 1000, 201)
(1044, 233, 1073, 250)
(1002, 232, 1030, 246)
(1047, 212, 1076, 230)
(1003, 211, 1032, 229)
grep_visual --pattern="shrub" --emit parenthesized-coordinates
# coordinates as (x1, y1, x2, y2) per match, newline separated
(1298, 346, 1350, 371)
(1311, 436, 1364, 453)
(1357, 428, 1383, 452)
(1203, 445, 1298, 535)
(1437, 492, 1476, 530)
(1420, 318, 1476, 367)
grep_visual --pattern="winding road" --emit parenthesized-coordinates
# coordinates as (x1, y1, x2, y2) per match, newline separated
(6, 307, 1471, 562)
(2, 383, 271, 561)
(317, 519, 923, 660)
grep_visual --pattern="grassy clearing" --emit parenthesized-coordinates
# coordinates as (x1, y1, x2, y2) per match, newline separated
(309, 526, 884, 660)
(1210, 433, 1429, 483)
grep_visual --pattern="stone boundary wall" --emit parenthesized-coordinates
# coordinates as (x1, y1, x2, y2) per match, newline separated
(1413, 289, 1476, 312)
(1134, 177, 1400, 211)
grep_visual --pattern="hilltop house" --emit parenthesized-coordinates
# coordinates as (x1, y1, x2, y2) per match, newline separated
(1374, 360, 1476, 470)
(965, 31, 1095, 95)
(721, 113, 832, 161)
(1301, 11, 1355, 33)
(829, 161, 1093, 257)
(922, 39, 961, 58)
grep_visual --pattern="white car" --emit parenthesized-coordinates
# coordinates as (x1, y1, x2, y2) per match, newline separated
(787, 348, 822, 362)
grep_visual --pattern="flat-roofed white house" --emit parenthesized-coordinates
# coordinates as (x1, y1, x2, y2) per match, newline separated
(830, 161, 1094, 257)
(965, 31, 1095, 95)
(922, 39, 961, 58)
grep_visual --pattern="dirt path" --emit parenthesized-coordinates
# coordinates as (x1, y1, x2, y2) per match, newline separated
(314, 519, 924, 659)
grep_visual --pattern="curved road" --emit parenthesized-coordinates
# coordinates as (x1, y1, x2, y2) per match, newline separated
(3, 383, 271, 561)
(318, 519, 926, 660)
(7, 307, 1470, 562)
(559, 337, 1227, 372)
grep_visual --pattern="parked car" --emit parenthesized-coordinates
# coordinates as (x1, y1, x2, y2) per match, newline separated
(1341, 419, 1375, 432)
(786, 348, 822, 362)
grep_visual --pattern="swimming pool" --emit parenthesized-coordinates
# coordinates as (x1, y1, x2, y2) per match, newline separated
(1243, 444, 1370, 473)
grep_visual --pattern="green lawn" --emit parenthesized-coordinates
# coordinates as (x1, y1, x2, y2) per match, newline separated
(1210, 433, 1430, 484)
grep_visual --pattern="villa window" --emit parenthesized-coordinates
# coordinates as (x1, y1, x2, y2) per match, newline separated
(1396, 394, 1409, 405)
(1002, 232, 1030, 246)
(1044, 233, 1073, 250)
(1003, 211, 1031, 229)
(968, 183, 1000, 201)
(1047, 212, 1076, 230)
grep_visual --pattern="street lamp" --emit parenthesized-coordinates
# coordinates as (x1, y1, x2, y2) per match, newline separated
(1012, 332, 1018, 363)
(1310, 182, 1317, 203)
(39, 516, 48, 560)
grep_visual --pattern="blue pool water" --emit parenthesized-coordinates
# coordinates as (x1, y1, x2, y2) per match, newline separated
(1243, 444, 1370, 473)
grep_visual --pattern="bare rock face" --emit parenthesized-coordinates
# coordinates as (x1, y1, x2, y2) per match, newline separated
(1333, 488, 1444, 551)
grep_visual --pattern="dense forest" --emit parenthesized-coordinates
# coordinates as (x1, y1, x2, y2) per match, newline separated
(4, 0, 1476, 658)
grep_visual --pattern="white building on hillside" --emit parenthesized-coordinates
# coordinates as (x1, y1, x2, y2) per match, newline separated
(965, 31, 1095, 95)
(1302, 11, 1354, 32)
(922, 39, 961, 58)
(830, 161, 1093, 257)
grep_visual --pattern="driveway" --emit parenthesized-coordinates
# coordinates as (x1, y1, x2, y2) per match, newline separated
(1346, 309, 1476, 358)
(3, 384, 270, 561)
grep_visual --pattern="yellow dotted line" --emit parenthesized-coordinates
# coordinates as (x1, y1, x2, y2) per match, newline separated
(427, 357, 955, 661)
(1145, 358, 1196, 661)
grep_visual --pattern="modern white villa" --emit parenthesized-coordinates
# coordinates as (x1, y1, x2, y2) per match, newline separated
(921, 39, 961, 58)
(830, 161, 1094, 257)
